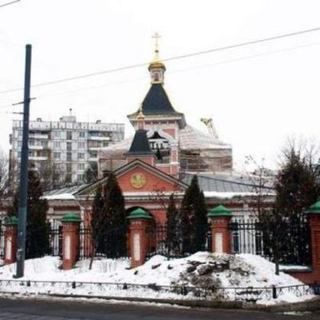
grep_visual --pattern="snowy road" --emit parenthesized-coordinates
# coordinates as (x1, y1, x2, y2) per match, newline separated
(0, 297, 319, 320)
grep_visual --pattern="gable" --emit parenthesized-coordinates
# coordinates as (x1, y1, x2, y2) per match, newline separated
(76, 159, 187, 198)
(117, 164, 182, 193)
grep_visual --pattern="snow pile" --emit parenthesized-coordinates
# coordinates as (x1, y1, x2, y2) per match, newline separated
(0, 253, 315, 305)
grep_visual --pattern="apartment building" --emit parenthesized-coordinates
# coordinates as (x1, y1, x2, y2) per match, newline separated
(9, 114, 125, 188)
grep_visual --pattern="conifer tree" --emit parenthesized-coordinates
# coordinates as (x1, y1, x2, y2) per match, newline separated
(166, 193, 180, 256)
(90, 172, 126, 263)
(179, 175, 207, 254)
(103, 172, 126, 258)
(194, 189, 208, 251)
(10, 168, 49, 258)
(273, 147, 320, 265)
(91, 185, 105, 256)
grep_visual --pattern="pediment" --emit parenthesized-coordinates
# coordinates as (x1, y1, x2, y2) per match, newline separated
(76, 159, 187, 198)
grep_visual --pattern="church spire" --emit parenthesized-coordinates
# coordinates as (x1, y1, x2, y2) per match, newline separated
(137, 105, 145, 130)
(148, 32, 166, 84)
(152, 32, 161, 61)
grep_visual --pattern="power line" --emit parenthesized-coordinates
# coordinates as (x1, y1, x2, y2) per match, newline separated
(1, 39, 319, 108)
(0, 0, 20, 8)
(1, 25, 320, 95)
(0, 62, 148, 95)
(34, 41, 320, 100)
(164, 26, 320, 63)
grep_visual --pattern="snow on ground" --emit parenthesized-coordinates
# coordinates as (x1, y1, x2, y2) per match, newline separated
(0, 253, 315, 305)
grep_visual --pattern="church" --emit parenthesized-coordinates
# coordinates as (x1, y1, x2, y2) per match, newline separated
(98, 44, 232, 176)
(43, 42, 274, 226)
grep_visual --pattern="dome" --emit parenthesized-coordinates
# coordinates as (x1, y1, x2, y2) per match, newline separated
(148, 59, 166, 71)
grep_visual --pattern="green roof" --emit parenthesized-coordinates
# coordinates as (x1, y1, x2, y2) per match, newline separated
(307, 200, 320, 214)
(208, 205, 232, 217)
(62, 213, 81, 223)
(127, 208, 152, 220)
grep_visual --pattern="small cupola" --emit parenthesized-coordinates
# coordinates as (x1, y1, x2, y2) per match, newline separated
(126, 111, 155, 165)
(148, 33, 166, 84)
(137, 107, 145, 130)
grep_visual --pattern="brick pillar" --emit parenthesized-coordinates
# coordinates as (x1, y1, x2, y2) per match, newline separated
(61, 213, 81, 270)
(127, 208, 152, 268)
(208, 205, 232, 254)
(307, 201, 320, 279)
(4, 216, 18, 265)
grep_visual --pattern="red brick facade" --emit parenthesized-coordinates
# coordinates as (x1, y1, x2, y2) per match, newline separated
(62, 216, 81, 270)
(4, 223, 17, 265)
(209, 216, 232, 254)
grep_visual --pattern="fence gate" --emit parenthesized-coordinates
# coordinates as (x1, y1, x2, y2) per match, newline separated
(79, 225, 92, 259)
(146, 224, 212, 259)
(229, 218, 264, 255)
(48, 220, 62, 257)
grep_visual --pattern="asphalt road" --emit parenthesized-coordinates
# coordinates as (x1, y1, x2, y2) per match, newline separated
(0, 297, 319, 320)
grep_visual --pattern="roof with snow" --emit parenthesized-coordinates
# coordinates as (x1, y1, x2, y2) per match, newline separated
(42, 171, 274, 201)
(43, 184, 88, 200)
(99, 124, 230, 158)
(183, 173, 275, 195)
(179, 125, 230, 150)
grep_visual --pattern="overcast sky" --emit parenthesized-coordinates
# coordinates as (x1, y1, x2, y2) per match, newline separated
(1, 0, 320, 171)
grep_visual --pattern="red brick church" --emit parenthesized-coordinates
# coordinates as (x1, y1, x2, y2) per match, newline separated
(43, 44, 274, 225)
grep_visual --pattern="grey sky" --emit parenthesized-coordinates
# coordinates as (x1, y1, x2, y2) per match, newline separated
(1, 0, 320, 170)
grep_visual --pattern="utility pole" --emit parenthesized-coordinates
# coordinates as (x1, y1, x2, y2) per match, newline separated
(15, 44, 32, 278)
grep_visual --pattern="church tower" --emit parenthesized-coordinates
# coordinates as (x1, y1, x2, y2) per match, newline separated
(148, 33, 166, 84)
(99, 36, 232, 176)
(126, 109, 156, 166)
(127, 34, 185, 177)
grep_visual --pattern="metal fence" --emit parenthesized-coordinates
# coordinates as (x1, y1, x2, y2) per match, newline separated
(47, 222, 93, 259)
(79, 226, 92, 259)
(48, 221, 62, 257)
(229, 217, 264, 255)
(146, 224, 212, 259)
(0, 220, 4, 259)
(145, 219, 264, 258)
(0, 278, 315, 303)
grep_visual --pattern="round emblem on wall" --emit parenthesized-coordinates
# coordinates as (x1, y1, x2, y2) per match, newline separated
(130, 173, 147, 189)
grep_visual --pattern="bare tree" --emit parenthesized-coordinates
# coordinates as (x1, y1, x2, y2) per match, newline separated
(243, 136, 320, 274)
(0, 149, 9, 199)
(36, 161, 66, 191)
(243, 155, 275, 217)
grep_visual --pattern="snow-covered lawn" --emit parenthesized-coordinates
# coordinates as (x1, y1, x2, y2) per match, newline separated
(0, 253, 315, 305)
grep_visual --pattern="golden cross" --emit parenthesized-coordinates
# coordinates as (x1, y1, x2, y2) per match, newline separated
(152, 32, 161, 58)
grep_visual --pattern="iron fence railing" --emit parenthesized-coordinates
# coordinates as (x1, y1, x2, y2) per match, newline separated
(0, 220, 4, 259)
(79, 227, 92, 259)
(146, 224, 212, 259)
(48, 221, 62, 257)
(0, 278, 315, 302)
(229, 218, 264, 256)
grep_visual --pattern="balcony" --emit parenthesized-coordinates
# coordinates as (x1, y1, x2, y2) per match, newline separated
(29, 145, 47, 150)
(88, 136, 110, 141)
(29, 156, 48, 161)
(87, 145, 107, 150)
(29, 133, 49, 140)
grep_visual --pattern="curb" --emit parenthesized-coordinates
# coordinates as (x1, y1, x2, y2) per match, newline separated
(2, 291, 320, 312)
